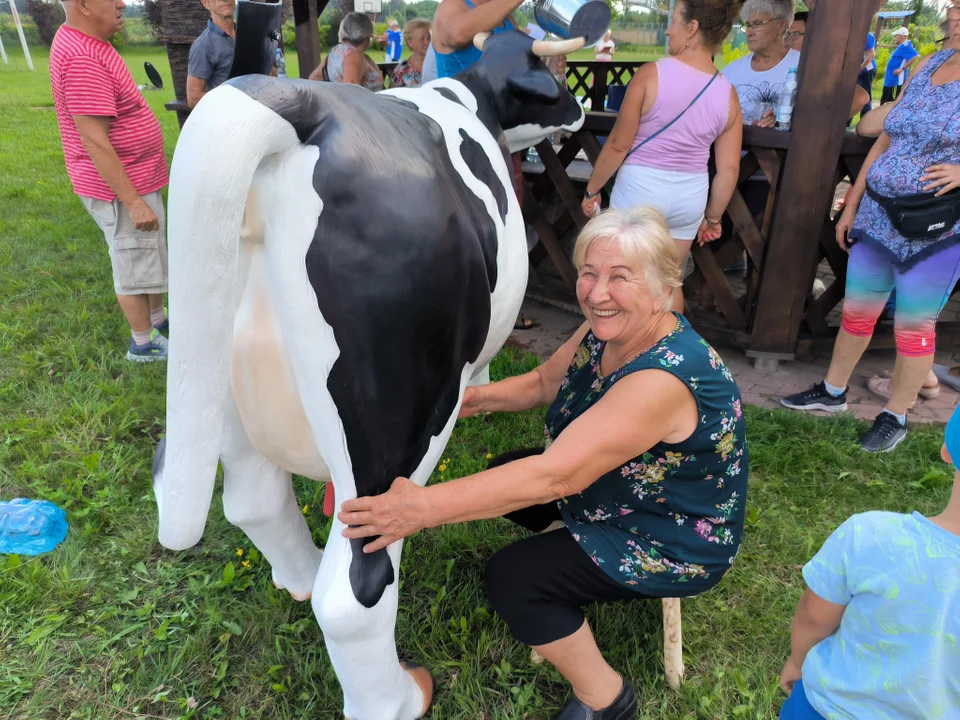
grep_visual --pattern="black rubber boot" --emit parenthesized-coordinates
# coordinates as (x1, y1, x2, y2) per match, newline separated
(555, 678, 638, 720)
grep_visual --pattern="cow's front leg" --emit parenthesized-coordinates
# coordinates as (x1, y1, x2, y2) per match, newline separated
(221, 390, 322, 600)
(312, 526, 433, 720)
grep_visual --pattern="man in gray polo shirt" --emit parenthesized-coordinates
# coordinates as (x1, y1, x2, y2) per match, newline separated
(187, 0, 237, 108)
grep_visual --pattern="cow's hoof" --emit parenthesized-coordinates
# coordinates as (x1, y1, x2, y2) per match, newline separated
(271, 569, 313, 602)
(402, 661, 435, 717)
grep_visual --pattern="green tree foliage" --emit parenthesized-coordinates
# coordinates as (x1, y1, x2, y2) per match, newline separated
(25, 0, 62, 46)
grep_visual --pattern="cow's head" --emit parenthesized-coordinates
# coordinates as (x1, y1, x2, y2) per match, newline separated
(464, 30, 586, 153)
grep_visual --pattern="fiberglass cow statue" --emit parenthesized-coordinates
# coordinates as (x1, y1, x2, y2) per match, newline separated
(153, 30, 585, 720)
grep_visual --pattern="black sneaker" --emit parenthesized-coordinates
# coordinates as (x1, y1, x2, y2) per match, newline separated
(781, 382, 848, 412)
(860, 412, 907, 453)
(556, 678, 637, 720)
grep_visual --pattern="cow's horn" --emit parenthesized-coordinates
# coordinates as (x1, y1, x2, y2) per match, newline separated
(473, 32, 491, 51)
(532, 37, 587, 57)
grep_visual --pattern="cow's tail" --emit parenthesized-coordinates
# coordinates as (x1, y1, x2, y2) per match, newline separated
(156, 85, 301, 551)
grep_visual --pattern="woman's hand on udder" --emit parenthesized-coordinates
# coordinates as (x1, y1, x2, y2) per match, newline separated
(458, 386, 484, 419)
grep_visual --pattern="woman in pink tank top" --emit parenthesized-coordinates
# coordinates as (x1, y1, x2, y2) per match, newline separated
(581, 0, 743, 312)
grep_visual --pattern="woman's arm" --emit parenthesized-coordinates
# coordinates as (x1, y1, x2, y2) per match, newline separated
(433, 0, 524, 51)
(698, 90, 743, 244)
(580, 64, 654, 216)
(835, 130, 891, 250)
(341, 50, 366, 85)
(461, 323, 589, 416)
(339, 368, 697, 551)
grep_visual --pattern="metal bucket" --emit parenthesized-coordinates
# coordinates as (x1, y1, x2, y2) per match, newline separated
(534, 0, 611, 48)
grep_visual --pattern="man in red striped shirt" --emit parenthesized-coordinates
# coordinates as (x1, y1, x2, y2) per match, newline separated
(50, 0, 170, 362)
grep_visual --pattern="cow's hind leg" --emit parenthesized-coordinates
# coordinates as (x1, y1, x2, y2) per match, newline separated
(312, 525, 433, 720)
(221, 389, 322, 601)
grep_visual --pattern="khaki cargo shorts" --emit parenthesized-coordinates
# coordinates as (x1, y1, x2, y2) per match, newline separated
(80, 191, 169, 295)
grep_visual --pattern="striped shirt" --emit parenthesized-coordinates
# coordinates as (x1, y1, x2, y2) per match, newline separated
(49, 25, 167, 201)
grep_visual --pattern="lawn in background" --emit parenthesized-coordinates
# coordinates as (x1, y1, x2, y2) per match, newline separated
(0, 44, 954, 720)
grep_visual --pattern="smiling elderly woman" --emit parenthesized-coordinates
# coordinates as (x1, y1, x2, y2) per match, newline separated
(340, 207, 749, 720)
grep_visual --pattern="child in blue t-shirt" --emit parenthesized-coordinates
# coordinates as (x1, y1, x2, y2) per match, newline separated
(779, 406, 960, 719)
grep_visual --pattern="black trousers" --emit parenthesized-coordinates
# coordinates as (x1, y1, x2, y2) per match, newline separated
(482, 449, 651, 647)
(857, 69, 876, 116)
(880, 84, 901, 105)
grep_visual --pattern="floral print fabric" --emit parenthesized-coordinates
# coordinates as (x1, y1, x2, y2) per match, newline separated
(851, 49, 960, 268)
(545, 314, 748, 596)
(390, 60, 422, 88)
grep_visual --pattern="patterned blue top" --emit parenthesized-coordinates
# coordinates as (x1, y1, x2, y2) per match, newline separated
(850, 50, 960, 268)
(546, 315, 748, 595)
(801, 511, 960, 719)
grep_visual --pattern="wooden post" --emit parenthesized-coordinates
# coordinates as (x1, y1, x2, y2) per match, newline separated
(662, 598, 683, 689)
(747, 0, 882, 356)
(293, 0, 327, 79)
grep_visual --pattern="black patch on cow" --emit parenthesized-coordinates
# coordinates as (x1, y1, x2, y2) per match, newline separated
(240, 78, 501, 608)
(432, 86, 465, 107)
(459, 128, 508, 235)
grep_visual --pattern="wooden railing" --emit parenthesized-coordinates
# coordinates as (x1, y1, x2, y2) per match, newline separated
(521, 115, 960, 356)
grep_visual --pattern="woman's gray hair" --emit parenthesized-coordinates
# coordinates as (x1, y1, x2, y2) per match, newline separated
(339, 12, 374, 45)
(573, 207, 682, 313)
(741, 0, 795, 25)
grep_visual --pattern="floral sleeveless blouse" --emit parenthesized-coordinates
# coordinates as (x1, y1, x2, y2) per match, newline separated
(546, 315, 748, 595)
(852, 49, 960, 268)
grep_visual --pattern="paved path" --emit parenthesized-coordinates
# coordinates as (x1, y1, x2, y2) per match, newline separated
(507, 299, 960, 424)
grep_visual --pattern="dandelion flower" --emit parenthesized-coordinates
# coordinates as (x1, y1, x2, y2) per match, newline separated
(486, 453, 493, 459)
(241, 560, 251, 569)
(235, 548, 244, 557)
(302, 505, 310, 515)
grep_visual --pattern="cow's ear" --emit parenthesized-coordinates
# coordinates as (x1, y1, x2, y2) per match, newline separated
(506, 70, 562, 103)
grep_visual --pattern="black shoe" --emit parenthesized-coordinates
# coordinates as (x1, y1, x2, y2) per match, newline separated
(860, 412, 907, 453)
(556, 679, 637, 720)
(781, 382, 848, 412)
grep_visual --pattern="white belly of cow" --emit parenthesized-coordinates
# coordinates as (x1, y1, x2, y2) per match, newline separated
(231, 240, 329, 482)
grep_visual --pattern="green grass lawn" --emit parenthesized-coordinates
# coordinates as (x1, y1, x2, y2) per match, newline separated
(0, 44, 954, 720)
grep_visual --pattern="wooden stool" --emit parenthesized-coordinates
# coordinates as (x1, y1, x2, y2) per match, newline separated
(662, 598, 684, 688)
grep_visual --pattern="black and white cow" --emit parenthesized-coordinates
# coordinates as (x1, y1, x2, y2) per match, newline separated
(153, 30, 585, 720)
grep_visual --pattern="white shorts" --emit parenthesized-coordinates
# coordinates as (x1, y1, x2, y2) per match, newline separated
(610, 164, 709, 241)
(80, 191, 168, 295)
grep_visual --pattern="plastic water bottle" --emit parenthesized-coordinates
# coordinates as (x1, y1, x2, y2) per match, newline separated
(775, 67, 798, 131)
(0, 499, 68, 556)
(526, 146, 541, 164)
(275, 47, 287, 79)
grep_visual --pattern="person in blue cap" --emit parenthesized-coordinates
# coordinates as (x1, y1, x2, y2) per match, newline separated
(777, 405, 960, 719)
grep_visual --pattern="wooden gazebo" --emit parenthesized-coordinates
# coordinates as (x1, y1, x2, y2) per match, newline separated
(515, 0, 959, 367)
(162, 0, 959, 368)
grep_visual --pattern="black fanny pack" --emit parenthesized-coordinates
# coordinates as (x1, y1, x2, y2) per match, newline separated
(866, 183, 960, 241)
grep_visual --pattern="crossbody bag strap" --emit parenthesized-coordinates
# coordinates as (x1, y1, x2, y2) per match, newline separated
(623, 69, 721, 162)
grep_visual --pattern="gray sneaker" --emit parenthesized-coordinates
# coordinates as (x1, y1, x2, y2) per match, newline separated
(126, 335, 168, 362)
(781, 382, 848, 412)
(860, 411, 907, 453)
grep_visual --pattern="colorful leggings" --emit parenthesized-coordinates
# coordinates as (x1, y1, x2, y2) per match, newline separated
(841, 241, 960, 357)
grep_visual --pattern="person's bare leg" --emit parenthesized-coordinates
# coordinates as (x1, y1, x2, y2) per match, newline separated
(672, 240, 693, 314)
(824, 329, 872, 389)
(116, 294, 152, 333)
(532, 621, 623, 710)
(148, 293, 165, 312)
(886, 353, 936, 416)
